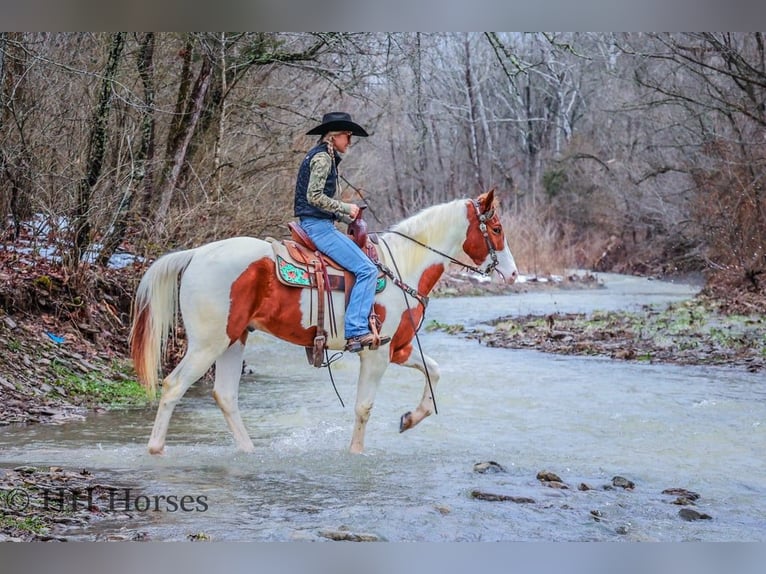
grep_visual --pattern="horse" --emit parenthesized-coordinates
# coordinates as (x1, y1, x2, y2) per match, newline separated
(129, 189, 518, 454)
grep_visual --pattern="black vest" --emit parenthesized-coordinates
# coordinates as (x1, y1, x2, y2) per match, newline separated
(293, 143, 342, 220)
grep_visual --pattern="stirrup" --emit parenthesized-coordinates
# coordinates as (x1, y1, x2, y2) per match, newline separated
(306, 331, 327, 367)
(344, 333, 391, 353)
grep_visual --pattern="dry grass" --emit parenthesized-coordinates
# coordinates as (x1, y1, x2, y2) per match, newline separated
(503, 207, 597, 277)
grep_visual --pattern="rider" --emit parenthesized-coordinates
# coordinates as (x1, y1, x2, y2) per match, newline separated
(293, 111, 389, 353)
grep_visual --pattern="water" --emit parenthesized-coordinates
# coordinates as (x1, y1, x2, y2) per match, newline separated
(1, 273, 764, 541)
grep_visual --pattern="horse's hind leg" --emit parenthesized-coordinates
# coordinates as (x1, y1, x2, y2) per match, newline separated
(398, 352, 440, 433)
(147, 341, 225, 455)
(212, 341, 255, 453)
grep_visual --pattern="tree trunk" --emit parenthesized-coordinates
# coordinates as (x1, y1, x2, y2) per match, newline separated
(69, 32, 125, 268)
(0, 32, 33, 240)
(211, 32, 227, 198)
(153, 54, 213, 236)
(463, 38, 485, 192)
(97, 32, 155, 266)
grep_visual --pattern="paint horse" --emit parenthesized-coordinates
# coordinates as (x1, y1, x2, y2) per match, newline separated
(129, 189, 518, 454)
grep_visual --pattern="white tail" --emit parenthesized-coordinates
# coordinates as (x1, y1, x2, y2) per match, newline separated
(129, 248, 197, 397)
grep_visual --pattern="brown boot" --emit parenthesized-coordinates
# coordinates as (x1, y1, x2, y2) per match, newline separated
(345, 332, 391, 353)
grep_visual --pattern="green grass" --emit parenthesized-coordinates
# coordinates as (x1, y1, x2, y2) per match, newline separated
(425, 320, 465, 334)
(0, 514, 49, 536)
(50, 360, 147, 407)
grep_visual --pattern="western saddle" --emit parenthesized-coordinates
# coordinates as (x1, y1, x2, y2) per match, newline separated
(270, 217, 385, 367)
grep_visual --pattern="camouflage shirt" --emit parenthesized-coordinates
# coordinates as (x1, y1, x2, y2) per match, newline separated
(306, 150, 354, 224)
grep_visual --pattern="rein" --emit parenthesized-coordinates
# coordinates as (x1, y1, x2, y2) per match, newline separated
(382, 199, 501, 279)
(327, 194, 500, 414)
(377, 234, 437, 416)
(342, 176, 498, 277)
(374, 258, 429, 310)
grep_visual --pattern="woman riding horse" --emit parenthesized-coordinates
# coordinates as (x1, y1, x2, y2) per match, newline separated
(294, 112, 389, 353)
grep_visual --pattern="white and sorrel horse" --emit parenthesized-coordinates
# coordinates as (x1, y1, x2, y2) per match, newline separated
(129, 189, 518, 454)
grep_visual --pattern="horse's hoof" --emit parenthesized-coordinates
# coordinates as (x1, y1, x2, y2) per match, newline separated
(399, 411, 413, 433)
(148, 445, 165, 455)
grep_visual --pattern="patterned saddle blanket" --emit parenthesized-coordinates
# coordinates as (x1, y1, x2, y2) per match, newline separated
(271, 221, 385, 293)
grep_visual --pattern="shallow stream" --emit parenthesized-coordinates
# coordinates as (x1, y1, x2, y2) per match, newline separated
(1, 273, 763, 541)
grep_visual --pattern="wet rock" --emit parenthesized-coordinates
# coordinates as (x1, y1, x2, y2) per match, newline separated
(434, 504, 451, 515)
(36, 535, 69, 542)
(615, 525, 630, 535)
(590, 509, 603, 521)
(473, 461, 507, 474)
(536, 470, 563, 483)
(578, 483, 593, 491)
(187, 532, 210, 541)
(612, 476, 635, 490)
(104, 534, 132, 541)
(548, 331, 573, 342)
(670, 497, 696, 506)
(536, 470, 569, 489)
(662, 487, 700, 501)
(470, 490, 535, 503)
(319, 529, 381, 542)
(612, 348, 636, 360)
(679, 508, 712, 521)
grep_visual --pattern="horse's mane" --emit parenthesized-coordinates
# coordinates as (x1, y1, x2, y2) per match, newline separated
(389, 197, 467, 240)
(382, 198, 469, 273)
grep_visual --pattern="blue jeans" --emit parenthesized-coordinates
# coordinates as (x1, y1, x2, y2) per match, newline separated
(299, 217, 378, 339)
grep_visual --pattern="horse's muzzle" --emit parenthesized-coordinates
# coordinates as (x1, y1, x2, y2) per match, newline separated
(496, 268, 518, 285)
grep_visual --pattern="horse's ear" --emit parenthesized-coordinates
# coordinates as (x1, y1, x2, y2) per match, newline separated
(478, 188, 496, 213)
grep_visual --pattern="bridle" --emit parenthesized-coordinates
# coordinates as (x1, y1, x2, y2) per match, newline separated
(470, 199, 502, 277)
(384, 199, 503, 279)
(343, 178, 502, 279)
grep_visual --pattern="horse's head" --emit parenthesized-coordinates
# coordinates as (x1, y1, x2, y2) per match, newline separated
(463, 189, 518, 284)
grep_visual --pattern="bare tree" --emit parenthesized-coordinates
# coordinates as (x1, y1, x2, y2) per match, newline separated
(96, 32, 156, 266)
(152, 49, 213, 236)
(620, 33, 766, 281)
(69, 32, 126, 269)
(0, 33, 34, 240)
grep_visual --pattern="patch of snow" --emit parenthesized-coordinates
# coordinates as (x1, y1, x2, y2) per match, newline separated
(4, 213, 144, 269)
(458, 271, 492, 283)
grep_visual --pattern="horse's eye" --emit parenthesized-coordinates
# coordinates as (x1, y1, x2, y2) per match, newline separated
(492, 226, 502, 234)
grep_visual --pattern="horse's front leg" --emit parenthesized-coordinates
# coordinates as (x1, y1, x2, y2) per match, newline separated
(398, 352, 440, 433)
(349, 350, 390, 454)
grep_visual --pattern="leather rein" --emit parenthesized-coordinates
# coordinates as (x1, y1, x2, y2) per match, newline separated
(380, 199, 501, 285)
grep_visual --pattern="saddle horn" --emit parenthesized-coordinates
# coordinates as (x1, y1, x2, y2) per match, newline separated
(347, 205, 368, 249)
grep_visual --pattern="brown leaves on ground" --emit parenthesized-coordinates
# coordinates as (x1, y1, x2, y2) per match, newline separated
(0, 249, 147, 425)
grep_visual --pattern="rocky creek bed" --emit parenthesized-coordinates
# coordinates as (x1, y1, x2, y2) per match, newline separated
(0, 461, 713, 541)
(428, 294, 766, 373)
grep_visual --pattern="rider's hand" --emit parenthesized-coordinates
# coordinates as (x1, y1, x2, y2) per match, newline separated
(348, 204, 361, 219)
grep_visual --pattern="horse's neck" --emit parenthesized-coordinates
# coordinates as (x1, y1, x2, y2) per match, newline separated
(380, 202, 468, 293)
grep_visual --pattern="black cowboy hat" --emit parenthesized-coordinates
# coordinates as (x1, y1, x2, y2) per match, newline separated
(306, 111, 369, 137)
